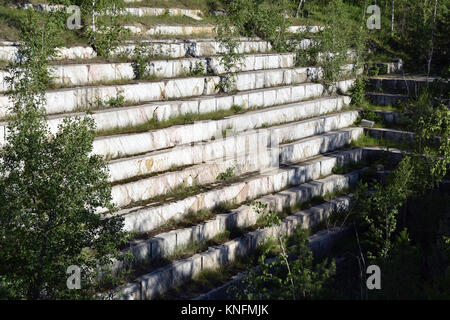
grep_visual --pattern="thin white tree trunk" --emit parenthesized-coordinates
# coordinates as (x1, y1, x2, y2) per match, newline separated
(363, 0, 368, 21)
(296, 0, 305, 18)
(427, 0, 438, 82)
(92, 0, 96, 32)
(391, 0, 395, 36)
(279, 237, 296, 300)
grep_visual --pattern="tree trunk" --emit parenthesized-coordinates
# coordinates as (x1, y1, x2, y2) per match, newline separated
(296, 0, 305, 18)
(92, 0, 96, 32)
(426, 0, 438, 83)
(363, 0, 368, 22)
(279, 237, 296, 300)
(391, 0, 395, 36)
(31, 233, 48, 300)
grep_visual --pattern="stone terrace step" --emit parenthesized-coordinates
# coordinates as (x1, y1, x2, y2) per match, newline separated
(105, 117, 361, 184)
(113, 143, 364, 233)
(112, 195, 352, 300)
(124, 24, 321, 37)
(288, 25, 322, 33)
(91, 96, 354, 160)
(18, 3, 205, 20)
(368, 74, 444, 95)
(193, 227, 347, 300)
(0, 81, 356, 147)
(0, 81, 324, 143)
(111, 147, 405, 300)
(368, 60, 404, 75)
(108, 125, 362, 216)
(105, 111, 360, 211)
(124, 24, 216, 36)
(121, 171, 359, 270)
(366, 92, 408, 106)
(0, 53, 296, 90)
(0, 65, 356, 119)
(364, 127, 414, 144)
(0, 38, 277, 62)
(123, 7, 203, 20)
(0, 66, 304, 118)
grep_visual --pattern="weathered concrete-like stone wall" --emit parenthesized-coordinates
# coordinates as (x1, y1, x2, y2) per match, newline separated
(92, 96, 353, 160)
(106, 117, 360, 184)
(112, 195, 352, 300)
(195, 227, 349, 300)
(118, 146, 364, 234)
(18, 3, 204, 20)
(0, 81, 328, 144)
(374, 110, 405, 125)
(365, 92, 408, 106)
(364, 127, 414, 143)
(1, 65, 351, 118)
(125, 24, 321, 37)
(123, 172, 359, 267)
(105, 111, 360, 211)
(123, 7, 203, 20)
(0, 53, 296, 90)
(0, 38, 274, 63)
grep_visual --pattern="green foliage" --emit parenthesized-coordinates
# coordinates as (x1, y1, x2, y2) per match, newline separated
(79, 0, 129, 57)
(332, 160, 367, 175)
(216, 166, 236, 181)
(0, 11, 129, 299)
(371, 192, 450, 299)
(359, 109, 380, 122)
(131, 42, 171, 80)
(253, 201, 281, 228)
(315, 0, 352, 86)
(410, 96, 450, 192)
(231, 104, 243, 113)
(206, 0, 221, 12)
(350, 78, 367, 106)
(296, 41, 320, 67)
(396, 91, 450, 193)
(350, 86, 450, 284)
(370, 229, 423, 299)
(106, 93, 125, 108)
(350, 133, 412, 151)
(298, 0, 367, 87)
(185, 61, 205, 77)
(389, 0, 449, 73)
(215, 21, 242, 93)
(229, 227, 336, 300)
(225, 0, 293, 51)
(352, 156, 415, 260)
(356, 108, 384, 127)
(131, 42, 148, 80)
(6, 9, 63, 97)
(86, 20, 128, 58)
(228, 201, 336, 300)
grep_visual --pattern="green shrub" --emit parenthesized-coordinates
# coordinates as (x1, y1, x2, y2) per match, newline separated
(350, 78, 367, 106)
(131, 42, 149, 80)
